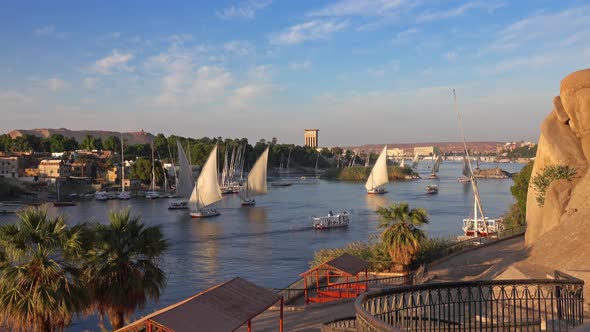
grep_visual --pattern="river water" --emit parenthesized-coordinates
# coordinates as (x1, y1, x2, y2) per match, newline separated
(0, 161, 524, 331)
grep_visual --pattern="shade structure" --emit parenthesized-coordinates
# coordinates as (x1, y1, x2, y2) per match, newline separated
(117, 277, 282, 332)
(301, 253, 369, 277)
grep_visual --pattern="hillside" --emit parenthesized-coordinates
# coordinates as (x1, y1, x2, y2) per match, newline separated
(346, 141, 503, 154)
(8, 128, 155, 145)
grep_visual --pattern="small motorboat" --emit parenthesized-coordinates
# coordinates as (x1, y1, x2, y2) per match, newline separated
(168, 200, 188, 210)
(425, 185, 438, 195)
(94, 191, 108, 201)
(145, 191, 160, 199)
(240, 198, 256, 206)
(53, 201, 77, 207)
(117, 192, 131, 200)
(271, 181, 292, 187)
(313, 212, 350, 230)
(457, 176, 471, 183)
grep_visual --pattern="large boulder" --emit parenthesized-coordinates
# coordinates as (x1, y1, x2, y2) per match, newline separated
(525, 69, 590, 246)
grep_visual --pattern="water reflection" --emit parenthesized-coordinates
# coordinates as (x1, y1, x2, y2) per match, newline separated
(189, 219, 222, 278)
(365, 193, 390, 211)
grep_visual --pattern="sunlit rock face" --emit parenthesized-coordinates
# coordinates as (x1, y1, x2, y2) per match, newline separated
(526, 69, 590, 247)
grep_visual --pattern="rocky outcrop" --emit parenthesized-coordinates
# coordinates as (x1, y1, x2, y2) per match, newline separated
(525, 69, 590, 247)
(472, 167, 511, 179)
(7, 128, 155, 145)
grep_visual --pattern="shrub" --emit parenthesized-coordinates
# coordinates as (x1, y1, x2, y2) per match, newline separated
(531, 165, 577, 206)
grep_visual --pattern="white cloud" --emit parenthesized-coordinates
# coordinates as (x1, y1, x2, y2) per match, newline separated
(0, 90, 36, 105)
(223, 40, 254, 56)
(187, 66, 233, 103)
(288, 61, 312, 70)
(481, 49, 590, 74)
(228, 84, 274, 109)
(309, 0, 412, 17)
(416, 2, 503, 23)
(83, 77, 98, 89)
(217, 0, 272, 20)
(366, 59, 399, 77)
(45, 78, 70, 92)
(270, 20, 349, 45)
(392, 28, 418, 44)
(91, 50, 134, 75)
(445, 51, 457, 61)
(482, 5, 590, 55)
(34, 25, 67, 38)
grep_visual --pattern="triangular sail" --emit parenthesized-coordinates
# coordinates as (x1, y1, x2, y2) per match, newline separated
(176, 141, 194, 198)
(239, 147, 269, 199)
(432, 155, 442, 174)
(365, 146, 388, 190)
(400, 158, 405, 168)
(189, 145, 222, 210)
(411, 154, 419, 168)
(462, 156, 472, 177)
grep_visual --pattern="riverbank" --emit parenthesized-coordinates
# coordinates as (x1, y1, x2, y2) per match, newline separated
(322, 166, 418, 181)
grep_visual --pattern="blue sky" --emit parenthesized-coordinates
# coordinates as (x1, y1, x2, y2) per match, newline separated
(1, 0, 589, 146)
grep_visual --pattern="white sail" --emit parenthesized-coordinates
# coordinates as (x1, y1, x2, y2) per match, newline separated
(432, 155, 442, 174)
(365, 146, 389, 191)
(189, 145, 222, 210)
(411, 153, 420, 168)
(239, 147, 269, 199)
(400, 158, 405, 168)
(462, 156, 472, 177)
(176, 141, 194, 198)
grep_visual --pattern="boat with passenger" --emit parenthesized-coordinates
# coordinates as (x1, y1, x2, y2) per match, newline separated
(313, 211, 350, 230)
(425, 185, 438, 195)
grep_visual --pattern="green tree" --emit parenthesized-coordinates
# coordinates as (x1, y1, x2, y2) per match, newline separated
(505, 161, 534, 227)
(0, 134, 12, 152)
(92, 137, 103, 151)
(377, 202, 429, 272)
(12, 134, 42, 152)
(103, 135, 120, 152)
(0, 206, 89, 332)
(63, 136, 79, 151)
(48, 134, 66, 152)
(84, 210, 168, 330)
(129, 158, 165, 185)
(81, 134, 94, 151)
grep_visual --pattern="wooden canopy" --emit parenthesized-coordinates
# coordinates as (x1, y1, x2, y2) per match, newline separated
(301, 253, 369, 277)
(117, 277, 283, 332)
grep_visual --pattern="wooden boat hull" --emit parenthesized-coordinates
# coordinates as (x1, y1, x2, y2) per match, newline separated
(53, 201, 77, 207)
(241, 199, 256, 206)
(367, 188, 387, 195)
(190, 210, 220, 218)
(168, 201, 188, 210)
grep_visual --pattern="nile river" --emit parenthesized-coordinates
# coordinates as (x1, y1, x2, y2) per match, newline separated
(0, 161, 524, 331)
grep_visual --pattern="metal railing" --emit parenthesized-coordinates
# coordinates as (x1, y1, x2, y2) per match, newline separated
(274, 274, 414, 306)
(355, 271, 584, 331)
(321, 317, 357, 332)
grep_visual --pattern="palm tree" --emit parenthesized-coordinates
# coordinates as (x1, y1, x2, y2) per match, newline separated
(84, 209, 168, 330)
(377, 202, 429, 272)
(0, 206, 89, 332)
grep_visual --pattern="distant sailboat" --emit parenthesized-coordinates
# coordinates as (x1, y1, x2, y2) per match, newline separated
(189, 144, 223, 218)
(400, 157, 406, 168)
(428, 155, 443, 179)
(168, 141, 194, 209)
(239, 147, 269, 206)
(365, 146, 388, 195)
(411, 153, 420, 169)
(117, 132, 130, 200)
(145, 141, 159, 199)
(458, 156, 472, 183)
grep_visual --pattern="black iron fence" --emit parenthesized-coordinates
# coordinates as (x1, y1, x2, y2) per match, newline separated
(321, 317, 357, 332)
(355, 271, 584, 331)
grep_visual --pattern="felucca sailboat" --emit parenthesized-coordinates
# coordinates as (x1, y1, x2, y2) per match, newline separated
(428, 155, 443, 179)
(168, 141, 194, 209)
(239, 147, 269, 206)
(454, 90, 504, 237)
(365, 146, 388, 195)
(189, 144, 222, 218)
(117, 132, 130, 200)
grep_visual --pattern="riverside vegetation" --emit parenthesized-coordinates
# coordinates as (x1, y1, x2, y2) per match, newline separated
(0, 206, 168, 332)
(322, 166, 418, 181)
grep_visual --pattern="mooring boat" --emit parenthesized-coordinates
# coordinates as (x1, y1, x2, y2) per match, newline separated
(313, 212, 350, 230)
(365, 146, 388, 195)
(239, 147, 269, 206)
(189, 144, 222, 218)
(94, 191, 108, 201)
(425, 185, 438, 195)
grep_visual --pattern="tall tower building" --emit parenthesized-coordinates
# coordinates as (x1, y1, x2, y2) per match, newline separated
(304, 129, 319, 148)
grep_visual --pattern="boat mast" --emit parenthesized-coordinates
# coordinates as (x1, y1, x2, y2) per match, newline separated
(121, 132, 125, 194)
(454, 89, 488, 235)
(151, 140, 156, 192)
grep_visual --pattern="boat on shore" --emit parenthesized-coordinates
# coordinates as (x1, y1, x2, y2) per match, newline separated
(425, 185, 438, 195)
(313, 212, 350, 230)
(188, 144, 222, 218)
(365, 146, 388, 195)
(239, 147, 269, 206)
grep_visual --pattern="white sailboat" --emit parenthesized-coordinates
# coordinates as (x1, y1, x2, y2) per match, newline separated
(145, 141, 159, 199)
(189, 144, 222, 218)
(365, 146, 389, 195)
(117, 133, 130, 200)
(454, 89, 503, 237)
(458, 156, 472, 183)
(239, 147, 269, 206)
(411, 153, 420, 168)
(400, 157, 406, 168)
(428, 155, 443, 179)
(169, 141, 194, 209)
